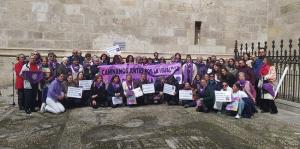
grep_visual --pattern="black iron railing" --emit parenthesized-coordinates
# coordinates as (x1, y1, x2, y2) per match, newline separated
(234, 39, 300, 102)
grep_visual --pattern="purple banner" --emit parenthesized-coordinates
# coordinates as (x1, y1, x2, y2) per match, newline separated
(22, 71, 44, 84)
(99, 63, 182, 84)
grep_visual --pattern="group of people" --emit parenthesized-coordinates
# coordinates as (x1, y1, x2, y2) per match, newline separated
(14, 48, 278, 119)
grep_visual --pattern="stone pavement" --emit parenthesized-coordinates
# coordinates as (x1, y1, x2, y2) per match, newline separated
(0, 87, 300, 149)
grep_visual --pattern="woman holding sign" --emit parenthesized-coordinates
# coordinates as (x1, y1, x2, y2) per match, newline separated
(164, 75, 179, 105)
(259, 57, 278, 114)
(180, 82, 197, 108)
(90, 75, 108, 108)
(226, 83, 256, 119)
(122, 74, 137, 106)
(107, 75, 124, 108)
(44, 73, 65, 114)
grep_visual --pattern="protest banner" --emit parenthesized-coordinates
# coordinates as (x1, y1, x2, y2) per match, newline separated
(99, 63, 182, 85)
(67, 87, 83, 98)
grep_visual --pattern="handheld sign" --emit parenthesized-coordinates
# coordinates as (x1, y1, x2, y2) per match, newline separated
(179, 90, 193, 100)
(106, 45, 121, 57)
(67, 87, 83, 98)
(215, 91, 231, 102)
(142, 84, 155, 94)
(112, 97, 123, 105)
(79, 80, 93, 90)
(127, 96, 137, 105)
(133, 87, 143, 97)
(163, 84, 176, 95)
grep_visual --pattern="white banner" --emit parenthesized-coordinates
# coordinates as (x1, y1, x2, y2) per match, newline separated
(112, 97, 123, 105)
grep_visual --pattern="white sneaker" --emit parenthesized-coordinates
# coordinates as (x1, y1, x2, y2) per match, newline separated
(235, 114, 241, 119)
(40, 103, 46, 113)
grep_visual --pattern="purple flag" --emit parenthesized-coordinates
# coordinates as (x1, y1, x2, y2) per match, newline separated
(23, 71, 44, 84)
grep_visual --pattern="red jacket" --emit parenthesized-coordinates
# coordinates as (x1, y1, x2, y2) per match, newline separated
(15, 61, 24, 89)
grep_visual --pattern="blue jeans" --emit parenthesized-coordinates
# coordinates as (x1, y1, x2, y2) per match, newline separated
(238, 99, 245, 115)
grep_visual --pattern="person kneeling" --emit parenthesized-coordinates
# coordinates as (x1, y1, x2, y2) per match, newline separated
(44, 73, 65, 114)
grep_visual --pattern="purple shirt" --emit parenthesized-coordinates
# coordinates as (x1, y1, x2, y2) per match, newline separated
(47, 78, 63, 100)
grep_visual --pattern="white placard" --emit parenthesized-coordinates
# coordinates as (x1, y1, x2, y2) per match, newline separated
(67, 87, 83, 98)
(215, 91, 232, 102)
(142, 84, 155, 94)
(112, 97, 123, 105)
(133, 87, 143, 97)
(274, 66, 289, 98)
(106, 45, 121, 57)
(163, 83, 176, 95)
(127, 96, 137, 105)
(79, 80, 93, 90)
(179, 90, 193, 100)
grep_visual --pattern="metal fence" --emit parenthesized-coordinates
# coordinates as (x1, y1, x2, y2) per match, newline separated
(234, 39, 300, 103)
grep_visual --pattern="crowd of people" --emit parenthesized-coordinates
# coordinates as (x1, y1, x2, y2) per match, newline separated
(14, 48, 278, 119)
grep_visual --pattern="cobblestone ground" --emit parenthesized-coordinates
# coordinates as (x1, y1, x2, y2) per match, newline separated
(0, 87, 300, 149)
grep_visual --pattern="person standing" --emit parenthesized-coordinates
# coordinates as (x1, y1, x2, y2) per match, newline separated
(20, 55, 43, 114)
(15, 54, 26, 110)
(182, 55, 197, 84)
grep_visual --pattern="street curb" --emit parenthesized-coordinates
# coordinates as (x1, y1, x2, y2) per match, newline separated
(276, 99, 300, 114)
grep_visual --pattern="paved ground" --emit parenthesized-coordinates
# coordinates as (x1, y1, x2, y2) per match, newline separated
(0, 87, 300, 149)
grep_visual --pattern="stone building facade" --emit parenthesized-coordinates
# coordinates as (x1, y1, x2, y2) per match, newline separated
(0, 0, 272, 56)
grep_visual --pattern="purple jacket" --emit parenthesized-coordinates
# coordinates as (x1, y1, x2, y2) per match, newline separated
(47, 78, 63, 100)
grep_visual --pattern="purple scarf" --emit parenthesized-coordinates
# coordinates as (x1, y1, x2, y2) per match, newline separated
(95, 81, 104, 89)
(238, 80, 246, 89)
(71, 64, 80, 73)
(112, 82, 120, 89)
(198, 86, 206, 97)
(183, 63, 193, 83)
(126, 80, 134, 96)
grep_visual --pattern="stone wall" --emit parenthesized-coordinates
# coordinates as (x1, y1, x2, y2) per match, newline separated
(268, 0, 300, 48)
(0, 0, 269, 55)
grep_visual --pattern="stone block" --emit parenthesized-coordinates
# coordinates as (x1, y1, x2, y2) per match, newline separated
(44, 32, 65, 40)
(55, 40, 72, 49)
(35, 40, 54, 48)
(64, 4, 81, 15)
(28, 31, 43, 39)
(151, 36, 177, 45)
(174, 29, 187, 37)
(32, 2, 49, 13)
(5, 30, 25, 39)
(121, 0, 136, 6)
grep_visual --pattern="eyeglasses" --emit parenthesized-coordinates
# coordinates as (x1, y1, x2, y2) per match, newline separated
(223, 85, 228, 87)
